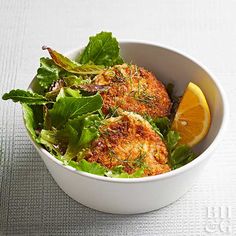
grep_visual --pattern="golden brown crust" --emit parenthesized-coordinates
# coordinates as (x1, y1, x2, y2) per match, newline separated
(93, 64, 172, 118)
(84, 112, 170, 176)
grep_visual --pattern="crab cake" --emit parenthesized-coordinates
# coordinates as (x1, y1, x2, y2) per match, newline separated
(85, 111, 170, 176)
(93, 64, 171, 119)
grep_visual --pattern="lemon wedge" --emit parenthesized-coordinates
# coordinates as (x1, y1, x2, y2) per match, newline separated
(171, 82, 211, 147)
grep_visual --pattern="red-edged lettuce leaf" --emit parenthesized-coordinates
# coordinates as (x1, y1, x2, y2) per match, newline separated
(42, 46, 104, 74)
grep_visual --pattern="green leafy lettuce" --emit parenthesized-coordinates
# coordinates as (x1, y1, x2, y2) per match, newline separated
(151, 117, 196, 169)
(145, 116, 164, 138)
(49, 93, 102, 129)
(56, 87, 81, 100)
(154, 117, 171, 136)
(36, 58, 61, 89)
(39, 114, 101, 160)
(68, 159, 107, 176)
(22, 104, 37, 140)
(78, 31, 124, 66)
(2, 89, 49, 105)
(106, 165, 145, 178)
(63, 75, 91, 87)
(170, 145, 196, 169)
(36, 58, 92, 91)
(67, 160, 144, 178)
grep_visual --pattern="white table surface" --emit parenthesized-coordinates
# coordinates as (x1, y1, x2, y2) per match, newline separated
(0, 0, 235, 235)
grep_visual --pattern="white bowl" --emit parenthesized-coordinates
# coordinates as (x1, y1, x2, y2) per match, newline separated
(27, 42, 228, 214)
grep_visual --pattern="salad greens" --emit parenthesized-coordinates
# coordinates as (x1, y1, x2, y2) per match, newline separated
(22, 104, 38, 140)
(42, 46, 104, 75)
(49, 94, 102, 129)
(2, 31, 196, 178)
(36, 58, 62, 89)
(2, 89, 49, 105)
(40, 113, 101, 160)
(149, 117, 196, 169)
(78, 32, 124, 66)
(68, 160, 144, 178)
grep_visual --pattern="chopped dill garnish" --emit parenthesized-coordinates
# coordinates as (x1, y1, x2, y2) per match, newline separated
(133, 150, 146, 168)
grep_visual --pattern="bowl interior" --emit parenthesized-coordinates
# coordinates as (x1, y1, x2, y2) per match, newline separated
(31, 42, 225, 157)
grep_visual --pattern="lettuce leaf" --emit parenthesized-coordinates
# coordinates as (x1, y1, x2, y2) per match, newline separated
(166, 130, 180, 151)
(170, 145, 196, 169)
(106, 165, 144, 178)
(70, 114, 100, 147)
(43, 46, 104, 75)
(3, 96, 44, 141)
(22, 104, 37, 140)
(39, 129, 63, 155)
(2, 89, 49, 105)
(145, 116, 196, 170)
(44, 75, 91, 101)
(78, 31, 124, 67)
(63, 75, 91, 87)
(56, 87, 81, 101)
(49, 93, 102, 129)
(154, 117, 171, 136)
(36, 58, 61, 89)
(68, 159, 107, 176)
(63, 114, 101, 160)
(36, 57, 91, 91)
(145, 116, 163, 138)
(39, 114, 101, 160)
(39, 125, 80, 158)
(67, 161, 144, 178)
(166, 130, 196, 169)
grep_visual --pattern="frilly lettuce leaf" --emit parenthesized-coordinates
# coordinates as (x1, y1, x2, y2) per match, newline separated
(165, 130, 196, 169)
(39, 114, 101, 160)
(45, 77, 88, 101)
(64, 114, 101, 160)
(36, 58, 92, 91)
(68, 159, 107, 176)
(144, 116, 163, 138)
(63, 75, 91, 87)
(67, 161, 145, 178)
(78, 31, 124, 67)
(36, 58, 61, 89)
(170, 145, 196, 169)
(145, 116, 196, 170)
(39, 129, 62, 155)
(106, 165, 145, 178)
(154, 117, 171, 136)
(69, 114, 101, 147)
(166, 130, 180, 151)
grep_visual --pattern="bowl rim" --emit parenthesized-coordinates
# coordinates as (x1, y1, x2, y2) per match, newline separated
(26, 40, 229, 183)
